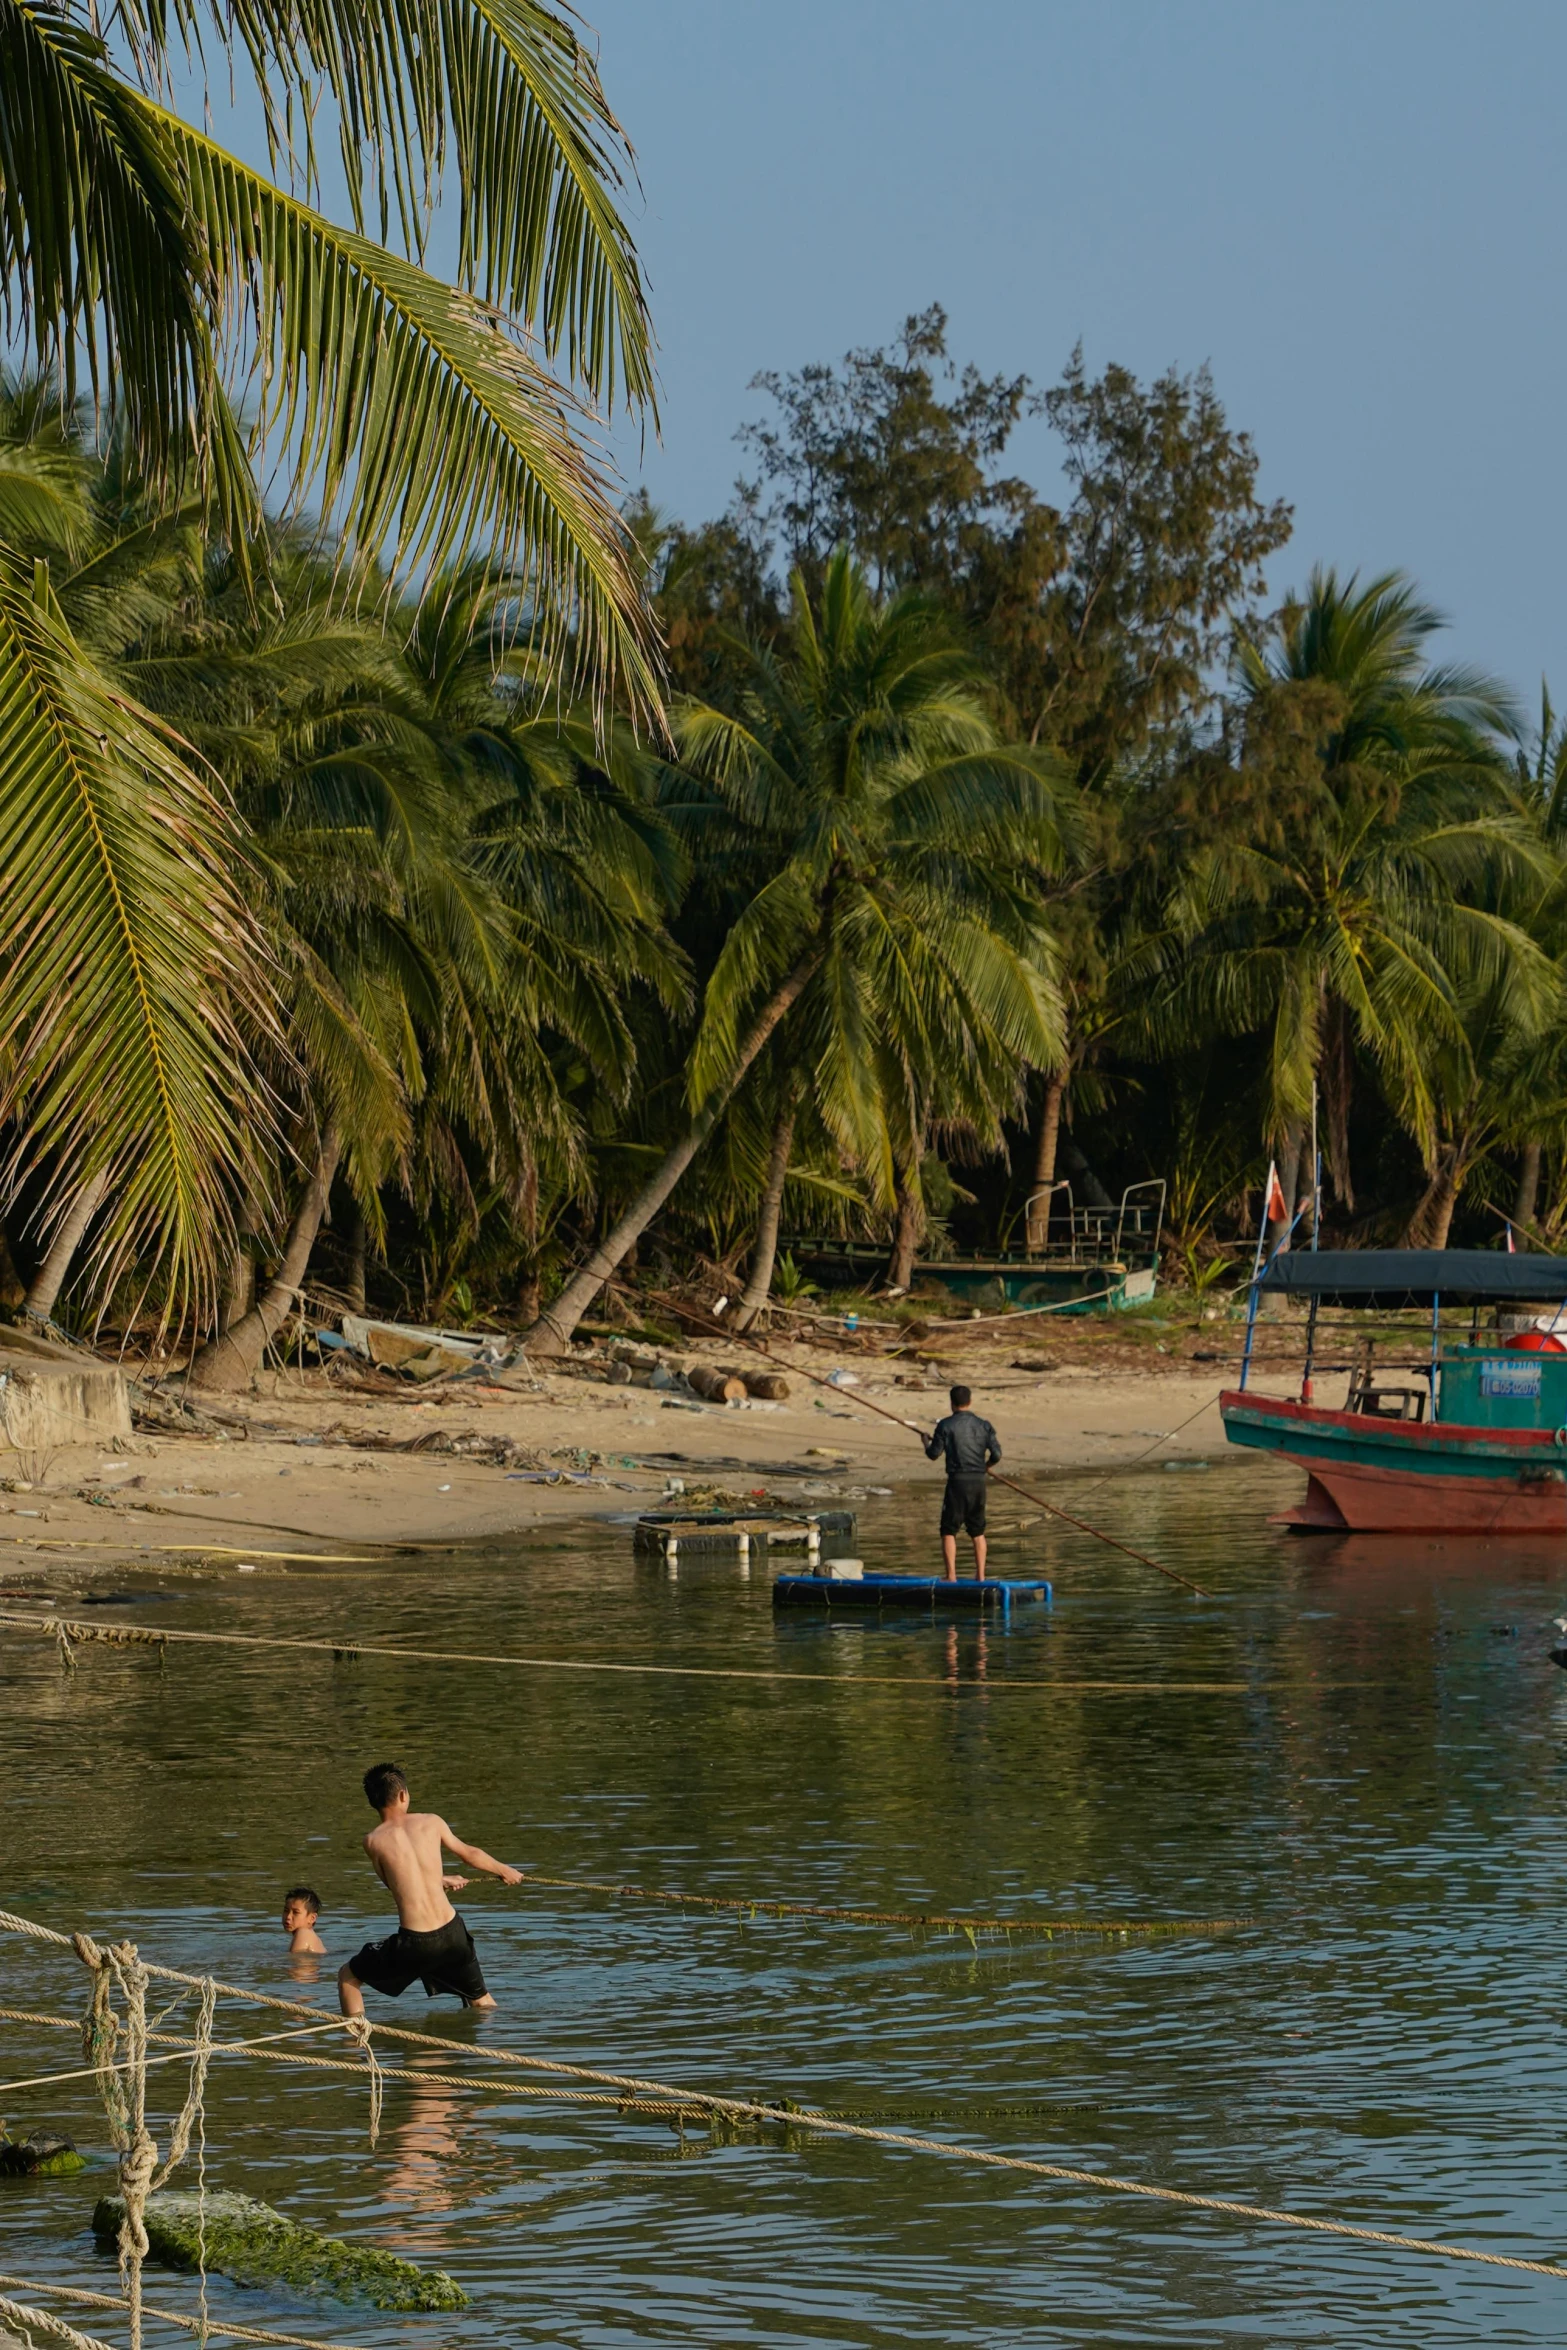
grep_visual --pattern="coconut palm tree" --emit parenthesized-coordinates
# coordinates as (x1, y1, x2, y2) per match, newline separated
(0, 0, 658, 1312)
(1165, 568, 1549, 1233)
(0, 385, 274, 1320)
(143, 548, 682, 1382)
(519, 549, 1074, 1351)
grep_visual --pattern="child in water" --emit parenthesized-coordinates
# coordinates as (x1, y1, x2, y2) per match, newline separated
(282, 1886, 326, 1955)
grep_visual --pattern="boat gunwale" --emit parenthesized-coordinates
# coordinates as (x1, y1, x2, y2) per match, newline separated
(1219, 1387, 1566, 1459)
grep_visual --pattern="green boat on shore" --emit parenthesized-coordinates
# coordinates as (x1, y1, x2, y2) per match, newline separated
(785, 1181, 1165, 1314)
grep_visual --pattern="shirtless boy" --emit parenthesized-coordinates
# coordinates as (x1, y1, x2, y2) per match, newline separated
(282, 1886, 326, 1955)
(338, 1762, 522, 2015)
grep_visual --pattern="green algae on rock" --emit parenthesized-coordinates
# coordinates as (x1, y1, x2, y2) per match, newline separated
(0, 2131, 85, 2176)
(91, 2190, 467, 2311)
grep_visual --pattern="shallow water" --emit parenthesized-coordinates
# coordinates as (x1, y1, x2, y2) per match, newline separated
(5, 1457, 1567, 2346)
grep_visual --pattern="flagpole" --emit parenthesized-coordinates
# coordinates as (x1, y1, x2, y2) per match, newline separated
(1240, 1159, 1278, 1394)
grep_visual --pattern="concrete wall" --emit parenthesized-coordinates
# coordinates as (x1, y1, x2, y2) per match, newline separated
(0, 1349, 132, 1457)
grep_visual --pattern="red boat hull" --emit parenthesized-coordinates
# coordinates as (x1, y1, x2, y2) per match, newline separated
(1221, 1389, 1567, 1534)
(1275, 1458, 1567, 1534)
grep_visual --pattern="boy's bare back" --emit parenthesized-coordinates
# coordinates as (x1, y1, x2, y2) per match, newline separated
(365, 1811, 462, 1933)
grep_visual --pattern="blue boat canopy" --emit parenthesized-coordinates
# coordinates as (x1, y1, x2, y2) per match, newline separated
(1256, 1249, 1567, 1308)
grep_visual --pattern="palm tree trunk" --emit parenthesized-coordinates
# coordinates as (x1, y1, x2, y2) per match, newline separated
(24, 1169, 110, 1322)
(345, 1207, 367, 1314)
(1025, 1071, 1067, 1249)
(1514, 1143, 1542, 1236)
(516, 1152, 542, 1325)
(1267, 1121, 1305, 1252)
(218, 1197, 258, 1336)
(1405, 1142, 1468, 1249)
(518, 956, 819, 1354)
(886, 1166, 924, 1290)
(733, 1104, 796, 1332)
(189, 1126, 342, 1390)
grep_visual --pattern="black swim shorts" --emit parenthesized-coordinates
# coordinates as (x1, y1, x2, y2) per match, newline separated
(940, 1477, 987, 1537)
(346, 1912, 487, 2003)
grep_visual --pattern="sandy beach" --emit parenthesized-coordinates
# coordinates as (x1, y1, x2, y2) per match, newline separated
(0, 1321, 1283, 1570)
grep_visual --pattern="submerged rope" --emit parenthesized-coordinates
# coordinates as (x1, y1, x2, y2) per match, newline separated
(2, 1912, 1563, 2286)
(0, 1611, 1259, 1697)
(497, 1868, 1248, 1941)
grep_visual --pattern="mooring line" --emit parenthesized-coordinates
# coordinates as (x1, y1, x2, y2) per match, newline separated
(0, 2274, 367, 2350)
(2, 1912, 1563, 2285)
(497, 1868, 1248, 1940)
(0, 1609, 1256, 1695)
(0, 2016, 345, 2097)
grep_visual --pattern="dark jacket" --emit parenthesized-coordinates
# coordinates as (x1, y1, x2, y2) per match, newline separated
(925, 1410, 1001, 1480)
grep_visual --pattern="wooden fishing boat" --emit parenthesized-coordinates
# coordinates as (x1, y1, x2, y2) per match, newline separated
(1221, 1250, 1567, 1534)
(784, 1181, 1165, 1315)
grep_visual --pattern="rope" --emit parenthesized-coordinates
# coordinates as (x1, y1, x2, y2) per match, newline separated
(3, 1543, 392, 1564)
(5, 1977, 1565, 2288)
(0, 2017, 349, 2096)
(0, 1612, 1257, 1696)
(0, 2276, 367, 2350)
(496, 1870, 1248, 1941)
(3, 1918, 1564, 2287)
(0, 2288, 118, 2350)
(341, 2017, 381, 2150)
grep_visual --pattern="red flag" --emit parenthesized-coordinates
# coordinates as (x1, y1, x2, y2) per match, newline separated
(1264, 1162, 1287, 1224)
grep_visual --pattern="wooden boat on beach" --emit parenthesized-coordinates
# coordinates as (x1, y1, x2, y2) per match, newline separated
(1221, 1250, 1567, 1534)
(784, 1182, 1165, 1315)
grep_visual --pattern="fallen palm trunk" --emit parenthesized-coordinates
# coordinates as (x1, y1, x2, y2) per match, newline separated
(92, 2192, 466, 2313)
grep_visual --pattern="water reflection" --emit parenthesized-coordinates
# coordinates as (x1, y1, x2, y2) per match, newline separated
(3, 1461, 1567, 2345)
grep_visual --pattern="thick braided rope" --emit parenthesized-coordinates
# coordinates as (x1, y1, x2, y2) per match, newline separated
(0, 2287, 116, 2350)
(3, 1914, 1565, 2285)
(15, 2014, 1567, 2284)
(0, 2274, 364, 2350)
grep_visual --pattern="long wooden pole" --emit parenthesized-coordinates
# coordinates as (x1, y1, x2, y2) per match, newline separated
(645, 1288, 1211, 1599)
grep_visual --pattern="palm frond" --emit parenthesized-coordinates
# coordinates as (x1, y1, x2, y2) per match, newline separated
(0, 549, 276, 1308)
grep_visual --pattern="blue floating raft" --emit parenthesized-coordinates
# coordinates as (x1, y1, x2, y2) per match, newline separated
(773, 1572, 1051, 1618)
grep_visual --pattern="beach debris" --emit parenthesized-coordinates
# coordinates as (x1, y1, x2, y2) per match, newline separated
(339, 1315, 509, 1382)
(92, 2190, 468, 2312)
(687, 1366, 748, 1403)
(0, 2129, 84, 2177)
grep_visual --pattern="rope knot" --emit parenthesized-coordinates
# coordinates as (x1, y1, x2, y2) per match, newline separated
(343, 2016, 383, 2148)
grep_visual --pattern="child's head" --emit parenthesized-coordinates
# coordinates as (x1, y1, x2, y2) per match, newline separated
(282, 1886, 321, 1933)
(363, 1761, 410, 1814)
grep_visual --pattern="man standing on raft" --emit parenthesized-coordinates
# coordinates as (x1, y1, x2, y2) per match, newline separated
(339, 1762, 522, 2014)
(924, 1385, 1002, 1581)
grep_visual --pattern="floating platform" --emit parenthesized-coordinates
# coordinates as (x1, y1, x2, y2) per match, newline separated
(773, 1571, 1051, 1617)
(634, 1508, 856, 1557)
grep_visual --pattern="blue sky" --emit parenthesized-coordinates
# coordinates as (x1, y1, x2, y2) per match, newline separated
(584, 0, 1567, 718)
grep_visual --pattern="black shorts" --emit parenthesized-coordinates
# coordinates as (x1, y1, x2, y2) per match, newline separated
(940, 1478, 988, 1537)
(347, 1912, 487, 2003)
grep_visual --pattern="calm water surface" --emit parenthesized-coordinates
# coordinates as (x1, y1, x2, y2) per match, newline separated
(5, 1458, 1567, 2346)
